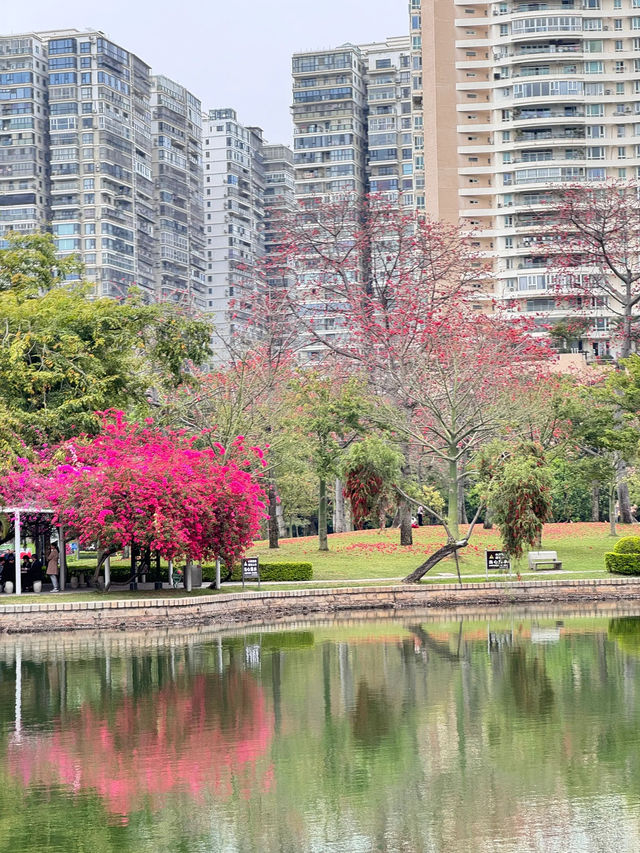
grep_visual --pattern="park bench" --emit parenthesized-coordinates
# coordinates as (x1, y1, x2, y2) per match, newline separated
(527, 550, 562, 572)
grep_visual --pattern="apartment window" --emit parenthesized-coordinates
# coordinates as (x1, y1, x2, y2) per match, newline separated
(586, 103, 604, 116)
(500, 24, 509, 36)
(584, 18, 603, 30)
(614, 0, 622, 7)
(615, 40, 624, 51)
(502, 131, 511, 141)
(619, 168, 627, 178)
(633, 17, 640, 29)
(618, 146, 627, 158)
(615, 19, 624, 30)
(375, 58, 391, 69)
(617, 125, 626, 137)
(585, 61, 603, 73)
(617, 82, 625, 94)
(616, 61, 625, 73)
(81, 72, 91, 84)
(587, 146, 605, 159)
(80, 42, 91, 53)
(80, 56, 91, 68)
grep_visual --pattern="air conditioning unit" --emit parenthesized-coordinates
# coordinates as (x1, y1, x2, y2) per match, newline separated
(605, 89, 612, 95)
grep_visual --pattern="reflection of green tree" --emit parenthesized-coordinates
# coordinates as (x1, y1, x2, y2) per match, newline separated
(609, 617, 640, 656)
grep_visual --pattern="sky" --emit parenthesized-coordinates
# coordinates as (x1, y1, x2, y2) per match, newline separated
(4, 0, 409, 144)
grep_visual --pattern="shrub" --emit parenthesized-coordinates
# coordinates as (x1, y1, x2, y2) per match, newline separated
(613, 536, 640, 554)
(202, 561, 313, 583)
(605, 553, 640, 575)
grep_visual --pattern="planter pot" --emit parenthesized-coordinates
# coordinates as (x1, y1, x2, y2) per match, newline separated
(4, 581, 13, 594)
(69, 576, 79, 589)
(32, 580, 42, 594)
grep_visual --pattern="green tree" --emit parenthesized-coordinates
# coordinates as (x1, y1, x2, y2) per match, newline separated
(0, 232, 210, 452)
(482, 442, 553, 559)
(291, 373, 368, 551)
(341, 436, 403, 529)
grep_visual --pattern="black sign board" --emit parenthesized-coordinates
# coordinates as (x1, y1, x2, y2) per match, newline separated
(242, 557, 260, 588)
(485, 550, 511, 574)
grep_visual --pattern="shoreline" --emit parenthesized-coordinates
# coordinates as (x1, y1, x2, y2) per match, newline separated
(1, 576, 640, 634)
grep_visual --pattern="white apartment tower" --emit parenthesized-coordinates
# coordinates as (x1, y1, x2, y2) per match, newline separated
(359, 37, 414, 207)
(0, 34, 50, 241)
(151, 75, 206, 309)
(263, 143, 296, 290)
(203, 109, 266, 348)
(291, 45, 368, 204)
(0, 29, 205, 308)
(415, 0, 640, 356)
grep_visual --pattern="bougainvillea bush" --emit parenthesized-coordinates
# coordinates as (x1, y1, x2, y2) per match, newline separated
(3, 412, 267, 566)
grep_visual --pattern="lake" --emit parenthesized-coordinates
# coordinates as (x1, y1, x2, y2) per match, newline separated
(1, 608, 640, 852)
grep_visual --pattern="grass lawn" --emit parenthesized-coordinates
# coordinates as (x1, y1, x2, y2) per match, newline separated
(249, 522, 625, 582)
(55, 522, 631, 590)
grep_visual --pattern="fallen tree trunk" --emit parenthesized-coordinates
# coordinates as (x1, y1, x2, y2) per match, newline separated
(403, 540, 468, 583)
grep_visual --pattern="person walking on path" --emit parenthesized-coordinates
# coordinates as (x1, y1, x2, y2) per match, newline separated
(46, 543, 60, 591)
(417, 505, 424, 527)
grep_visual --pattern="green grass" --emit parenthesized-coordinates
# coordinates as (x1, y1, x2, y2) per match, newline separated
(52, 522, 631, 591)
(248, 522, 622, 582)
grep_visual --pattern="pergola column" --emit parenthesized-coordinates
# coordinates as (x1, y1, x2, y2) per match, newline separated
(14, 510, 21, 596)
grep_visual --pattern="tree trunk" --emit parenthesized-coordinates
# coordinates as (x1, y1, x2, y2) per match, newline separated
(345, 499, 354, 532)
(403, 541, 465, 583)
(617, 459, 634, 524)
(334, 478, 347, 533)
(318, 478, 328, 551)
(609, 487, 617, 537)
(591, 482, 600, 523)
(276, 498, 285, 537)
(483, 506, 493, 529)
(448, 454, 459, 539)
(268, 479, 279, 549)
(458, 471, 468, 525)
(398, 495, 413, 546)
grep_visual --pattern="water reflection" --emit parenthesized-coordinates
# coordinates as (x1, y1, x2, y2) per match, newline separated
(0, 613, 639, 851)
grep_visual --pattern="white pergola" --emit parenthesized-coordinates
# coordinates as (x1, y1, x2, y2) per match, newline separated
(0, 507, 67, 595)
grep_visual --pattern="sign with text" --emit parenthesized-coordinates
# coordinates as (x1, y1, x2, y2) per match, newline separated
(485, 550, 511, 575)
(242, 556, 260, 588)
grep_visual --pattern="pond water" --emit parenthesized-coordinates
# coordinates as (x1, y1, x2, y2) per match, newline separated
(2, 609, 640, 852)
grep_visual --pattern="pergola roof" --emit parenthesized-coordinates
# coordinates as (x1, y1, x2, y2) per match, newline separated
(1, 507, 55, 515)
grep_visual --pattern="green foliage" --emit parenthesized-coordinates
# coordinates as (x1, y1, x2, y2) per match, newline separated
(483, 442, 553, 558)
(613, 536, 640, 554)
(604, 553, 640, 575)
(550, 457, 599, 522)
(0, 232, 210, 451)
(341, 437, 403, 528)
(201, 561, 313, 582)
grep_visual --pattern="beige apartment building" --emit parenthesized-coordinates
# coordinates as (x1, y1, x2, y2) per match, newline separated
(413, 0, 640, 357)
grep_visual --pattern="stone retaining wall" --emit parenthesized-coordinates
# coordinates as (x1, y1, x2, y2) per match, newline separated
(1, 576, 640, 634)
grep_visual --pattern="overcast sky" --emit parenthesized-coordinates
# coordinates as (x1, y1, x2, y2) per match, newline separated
(4, 0, 408, 144)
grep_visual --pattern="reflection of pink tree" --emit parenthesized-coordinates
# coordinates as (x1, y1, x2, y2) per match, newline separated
(9, 672, 274, 818)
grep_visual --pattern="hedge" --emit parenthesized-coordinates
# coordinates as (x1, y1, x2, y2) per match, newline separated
(613, 536, 640, 554)
(605, 553, 640, 575)
(202, 561, 313, 583)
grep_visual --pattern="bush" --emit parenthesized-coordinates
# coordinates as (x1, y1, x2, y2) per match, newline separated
(605, 553, 640, 575)
(613, 536, 640, 554)
(202, 561, 313, 583)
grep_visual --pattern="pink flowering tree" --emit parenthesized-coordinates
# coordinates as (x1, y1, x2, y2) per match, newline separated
(1, 412, 267, 584)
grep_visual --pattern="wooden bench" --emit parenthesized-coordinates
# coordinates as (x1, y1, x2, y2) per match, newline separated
(527, 550, 562, 572)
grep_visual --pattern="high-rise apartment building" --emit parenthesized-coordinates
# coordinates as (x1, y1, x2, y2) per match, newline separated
(203, 109, 266, 347)
(359, 37, 414, 207)
(0, 29, 205, 307)
(0, 34, 49, 241)
(262, 143, 295, 290)
(291, 39, 413, 206)
(39, 29, 156, 299)
(291, 45, 368, 204)
(151, 75, 205, 309)
(414, 0, 640, 355)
